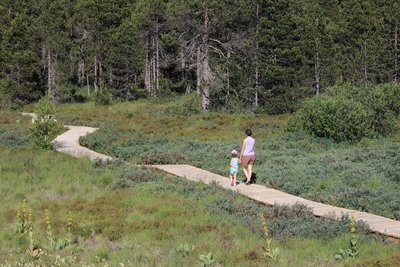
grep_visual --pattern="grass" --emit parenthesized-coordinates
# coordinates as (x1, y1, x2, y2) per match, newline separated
(0, 144, 399, 266)
(46, 98, 400, 219)
(1, 100, 397, 265)
(0, 110, 31, 148)
(33, 99, 287, 140)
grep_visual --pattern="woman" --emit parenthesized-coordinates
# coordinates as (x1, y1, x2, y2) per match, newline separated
(239, 129, 255, 185)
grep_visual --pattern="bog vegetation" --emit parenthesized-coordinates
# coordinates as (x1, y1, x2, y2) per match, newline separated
(1, 0, 400, 265)
(288, 83, 400, 141)
(37, 84, 399, 220)
(1, 134, 399, 265)
(0, 84, 398, 265)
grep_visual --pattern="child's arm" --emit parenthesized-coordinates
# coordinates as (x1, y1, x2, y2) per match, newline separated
(230, 158, 233, 167)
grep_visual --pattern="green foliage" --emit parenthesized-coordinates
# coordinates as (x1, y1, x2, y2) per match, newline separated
(15, 199, 29, 235)
(288, 95, 374, 142)
(199, 252, 216, 266)
(2, 0, 400, 113)
(0, 11, 43, 106)
(0, 78, 13, 108)
(165, 94, 202, 115)
(73, 100, 400, 220)
(0, 111, 30, 147)
(289, 83, 400, 142)
(1, 145, 400, 265)
(259, 212, 280, 260)
(176, 243, 194, 257)
(0, 124, 30, 147)
(56, 85, 88, 103)
(94, 90, 111, 106)
(335, 215, 359, 260)
(29, 97, 63, 149)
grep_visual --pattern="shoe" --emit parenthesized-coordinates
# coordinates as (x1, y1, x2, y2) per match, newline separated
(245, 180, 251, 185)
(231, 181, 234, 186)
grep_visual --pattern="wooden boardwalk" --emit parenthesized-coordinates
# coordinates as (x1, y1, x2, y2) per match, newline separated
(53, 125, 113, 163)
(20, 113, 400, 239)
(154, 165, 400, 239)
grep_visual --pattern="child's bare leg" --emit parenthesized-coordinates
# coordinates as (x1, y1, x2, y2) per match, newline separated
(233, 173, 237, 186)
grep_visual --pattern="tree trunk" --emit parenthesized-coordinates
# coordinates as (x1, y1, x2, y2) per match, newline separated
(145, 40, 151, 93)
(47, 50, 53, 97)
(155, 19, 160, 95)
(78, 44, 85, 85)
(98, 58, 103, 92)
(47, 49, 52, 98)
(150, 35, 156, 97)
(363, 40, 368, 86)
(315, 28, 321, 95)
(254, 2, 260, 107)
(86, 73, 90, 96)
(196, 47, 201, 95)
(181, 46, 189, 93)
(315, 50, 320, 95)
(47, 49, 56, 101)
(94, 55, 98, 92)
(226, 48, 230, 91)
(395, 22, 398, 84)
(201, 0, 210, 110)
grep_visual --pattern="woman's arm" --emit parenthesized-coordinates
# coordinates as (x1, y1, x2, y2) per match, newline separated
(239, 139, 245, 161)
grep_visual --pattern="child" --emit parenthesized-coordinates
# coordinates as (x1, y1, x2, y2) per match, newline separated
(229, 150, 239, 186)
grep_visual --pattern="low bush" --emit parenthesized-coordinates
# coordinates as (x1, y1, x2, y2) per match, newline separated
(29, 97, 63, 150)
(288, 83, 400, 142)
(0, 110, 31, 147)
(165, 94, 203, 115)
(287, 96, 374, 142)
(94, 90, 111, 106)
(55, 85, 88, 103)
(327, 84, 400, 135)
(0, 125, 30, 147)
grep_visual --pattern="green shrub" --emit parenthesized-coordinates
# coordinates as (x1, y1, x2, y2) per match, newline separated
(165, 94, 202, 115)
(288, 96, 374, 142)
(265, 86, 312, 115)
(327, 83, 400, 135)
(29, 97, 63, 150)
(56, 85, 88, 103)
(289, 83, 400, 141)
(0, 78, 28, 109)
(140, 150, 176, 164)
(380, 83, 400, 115)
(0, 79, 12, 109)
(0, 125, 30, 147)
(94, 90, 111, 106)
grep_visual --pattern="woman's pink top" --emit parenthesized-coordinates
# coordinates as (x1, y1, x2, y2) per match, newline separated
(243, 136, 255, 156)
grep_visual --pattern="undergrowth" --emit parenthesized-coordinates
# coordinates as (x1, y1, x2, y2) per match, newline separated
(1, 147, 399, 266)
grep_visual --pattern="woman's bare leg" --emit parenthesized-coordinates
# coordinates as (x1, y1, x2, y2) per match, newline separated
(248, 164, 253, 183)
(242, 166, 249, 180)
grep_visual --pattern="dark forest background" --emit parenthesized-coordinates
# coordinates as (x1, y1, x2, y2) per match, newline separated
(0, 0, 399, 113)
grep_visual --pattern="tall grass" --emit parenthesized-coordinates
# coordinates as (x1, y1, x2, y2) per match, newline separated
(1, 147, 399, 266)
(22, 99, 400, 218)
(1, 106, 400, 265)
